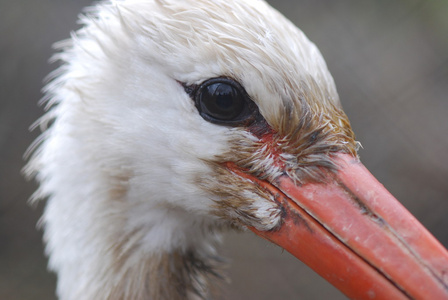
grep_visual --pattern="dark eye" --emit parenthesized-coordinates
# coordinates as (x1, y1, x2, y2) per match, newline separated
(192, 78, 258, 126)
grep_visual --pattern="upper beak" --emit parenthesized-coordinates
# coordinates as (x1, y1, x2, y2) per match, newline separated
(226, 153, 448, 299)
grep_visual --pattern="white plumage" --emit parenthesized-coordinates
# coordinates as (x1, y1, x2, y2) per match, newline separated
(28, 1, 334, 298)
(25, 0, 448, 299)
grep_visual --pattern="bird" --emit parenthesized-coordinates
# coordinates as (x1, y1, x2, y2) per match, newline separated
(24, 0, 448, 299)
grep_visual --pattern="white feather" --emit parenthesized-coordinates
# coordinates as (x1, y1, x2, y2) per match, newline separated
(25, 0, 339, 299)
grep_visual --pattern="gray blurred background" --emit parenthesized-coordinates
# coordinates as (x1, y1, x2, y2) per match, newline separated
(1, 0, 447, 299)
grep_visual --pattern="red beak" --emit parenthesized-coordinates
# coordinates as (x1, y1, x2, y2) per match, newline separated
(226, 153, 448, 299)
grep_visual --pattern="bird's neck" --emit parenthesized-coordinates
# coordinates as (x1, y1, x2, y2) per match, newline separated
(96, 244, 224, 300)
(41, 158, 224, 300)
(48, 200, 224, 299)
(133, 249, 224, 300)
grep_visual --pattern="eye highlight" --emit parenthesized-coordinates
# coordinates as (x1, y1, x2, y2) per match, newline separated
(187, 77, 259, 127)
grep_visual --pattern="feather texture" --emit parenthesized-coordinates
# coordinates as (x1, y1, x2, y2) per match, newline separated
(25, 0, 357, 299)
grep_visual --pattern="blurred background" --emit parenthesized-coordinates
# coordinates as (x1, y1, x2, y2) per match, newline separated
(1, 0, 447, 299)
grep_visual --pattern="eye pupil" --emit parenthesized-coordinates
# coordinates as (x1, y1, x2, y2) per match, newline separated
(199, 81, 244, 121)
(214, 85, 233, 109)
(190, 77, 258, 126)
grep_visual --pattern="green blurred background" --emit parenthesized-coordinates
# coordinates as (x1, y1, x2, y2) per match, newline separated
(1, 1, 447, 299)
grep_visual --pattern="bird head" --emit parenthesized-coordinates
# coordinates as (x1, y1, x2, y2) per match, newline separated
(61, 0, 355, 226)
(28, 0, 448, 299)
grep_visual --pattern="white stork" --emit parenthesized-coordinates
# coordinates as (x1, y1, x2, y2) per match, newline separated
(25, 0, 448, 299)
